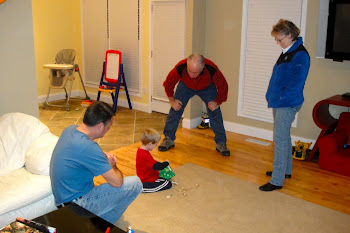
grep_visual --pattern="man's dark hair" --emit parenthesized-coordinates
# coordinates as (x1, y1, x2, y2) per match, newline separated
(83, 101, 115, 127)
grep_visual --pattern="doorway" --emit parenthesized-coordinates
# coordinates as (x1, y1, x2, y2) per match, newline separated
(150, 0, 186, 114)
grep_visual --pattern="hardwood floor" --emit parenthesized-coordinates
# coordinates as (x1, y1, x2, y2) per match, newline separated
(39, 102, 350, 216)
(107, 127, 350, 216)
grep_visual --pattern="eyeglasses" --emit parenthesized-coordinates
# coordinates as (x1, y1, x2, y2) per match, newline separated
(275, 35, 287, 43)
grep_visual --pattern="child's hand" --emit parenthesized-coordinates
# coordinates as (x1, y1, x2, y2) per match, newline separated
(104, 151, 117, 167)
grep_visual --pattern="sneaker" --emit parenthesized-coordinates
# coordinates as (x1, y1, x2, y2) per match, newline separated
(216, 144, 230, 156)
(158, 136, 175, 151)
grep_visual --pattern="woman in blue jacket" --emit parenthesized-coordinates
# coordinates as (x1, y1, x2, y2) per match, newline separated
(259, 19, 310, 191)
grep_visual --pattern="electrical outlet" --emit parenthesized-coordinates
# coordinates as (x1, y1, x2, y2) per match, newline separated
(143, 88, 147, 94)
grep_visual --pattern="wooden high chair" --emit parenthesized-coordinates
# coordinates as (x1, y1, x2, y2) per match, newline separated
(42, 49, 90, 111)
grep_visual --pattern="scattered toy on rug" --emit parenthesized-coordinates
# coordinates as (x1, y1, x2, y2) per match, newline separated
(165, 179, 200, 198)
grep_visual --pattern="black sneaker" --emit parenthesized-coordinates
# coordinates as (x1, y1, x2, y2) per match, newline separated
(158, 136, 175, 151)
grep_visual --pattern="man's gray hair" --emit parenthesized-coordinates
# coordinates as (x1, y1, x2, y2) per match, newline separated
(187, 53, 205, 67)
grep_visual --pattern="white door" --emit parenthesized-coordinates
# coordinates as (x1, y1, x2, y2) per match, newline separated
(150, 1, 186, 114)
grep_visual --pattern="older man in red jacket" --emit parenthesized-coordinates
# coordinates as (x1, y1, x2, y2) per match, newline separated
(158, 53, 230, 156)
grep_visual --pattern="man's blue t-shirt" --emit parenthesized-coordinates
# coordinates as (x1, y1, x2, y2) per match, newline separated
(50, 125, 111, 205)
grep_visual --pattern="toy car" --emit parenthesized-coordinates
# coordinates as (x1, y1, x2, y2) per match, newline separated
(292, 140, 312, 160)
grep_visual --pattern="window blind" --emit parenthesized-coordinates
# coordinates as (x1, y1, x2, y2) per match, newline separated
(82, 0, 140, 93)
(238, 0, 306, 124)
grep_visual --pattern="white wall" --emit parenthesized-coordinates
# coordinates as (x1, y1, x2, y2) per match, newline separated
(0, 0, 39, 117)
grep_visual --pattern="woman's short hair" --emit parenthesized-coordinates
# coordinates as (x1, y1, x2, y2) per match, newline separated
(271, 19, 300, 41)
(141, 128, 161, 145)
(83, 101, 115, 126)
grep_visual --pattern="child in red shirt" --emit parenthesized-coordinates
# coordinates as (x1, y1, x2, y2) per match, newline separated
(136, 128, 172, 193)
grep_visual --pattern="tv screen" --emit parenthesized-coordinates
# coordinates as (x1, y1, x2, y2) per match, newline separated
(325, 0, 350, 62)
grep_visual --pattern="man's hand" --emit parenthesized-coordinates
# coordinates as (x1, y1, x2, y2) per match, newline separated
(104, 151, 117, 168)
(208, 101, 219, 111)
(169, 97, 183, 111)
(102, 151, 123, 187)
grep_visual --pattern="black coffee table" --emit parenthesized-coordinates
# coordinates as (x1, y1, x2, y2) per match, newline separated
(33, 203, 126, 233)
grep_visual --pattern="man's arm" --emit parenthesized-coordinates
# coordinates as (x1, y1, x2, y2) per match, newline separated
(102, 152, 124, 187)
(153, 161, 170, 170)
(164, 61, 185, 111)
(207, 68, 227, 111)
(163, 66, 181, 99)
(212, 69, 228, 105)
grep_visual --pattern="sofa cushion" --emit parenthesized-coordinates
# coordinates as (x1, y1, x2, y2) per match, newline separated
(0, 168, 52, 215)
(0, 113, 49, 176)
(25, 132, 59, 176)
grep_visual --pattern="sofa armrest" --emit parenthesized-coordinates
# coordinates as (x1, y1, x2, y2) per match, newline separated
(318, 131, 347, 155)
(25, 132, 59, 176)
(0, 113, 49, 176)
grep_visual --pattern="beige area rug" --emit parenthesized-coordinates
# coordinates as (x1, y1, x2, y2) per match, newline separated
(116, 163, 350, 233)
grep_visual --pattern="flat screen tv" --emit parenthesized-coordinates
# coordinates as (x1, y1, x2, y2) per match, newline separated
(325, 0, 350, 62)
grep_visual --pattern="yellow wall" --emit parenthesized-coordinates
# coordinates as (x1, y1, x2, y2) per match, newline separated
(32, 0, 83, 97)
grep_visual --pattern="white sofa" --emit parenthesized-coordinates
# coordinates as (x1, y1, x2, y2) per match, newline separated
(0, 113, 58, 228)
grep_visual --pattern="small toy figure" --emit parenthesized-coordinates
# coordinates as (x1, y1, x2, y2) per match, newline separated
(197, 112, 210, 129)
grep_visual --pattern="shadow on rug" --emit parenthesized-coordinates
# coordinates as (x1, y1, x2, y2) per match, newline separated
(116, 163, 350, 233)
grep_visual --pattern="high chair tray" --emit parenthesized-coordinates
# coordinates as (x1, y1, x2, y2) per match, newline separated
(43, 64, 74, 69)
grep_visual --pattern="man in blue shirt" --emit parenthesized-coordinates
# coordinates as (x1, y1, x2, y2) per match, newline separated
(50, 101, 142, 223)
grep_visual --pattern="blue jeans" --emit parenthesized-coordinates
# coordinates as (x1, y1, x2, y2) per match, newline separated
(270, 105, 301, 186)
(163, 81, 227, 145)
(74, 176, 142, 224)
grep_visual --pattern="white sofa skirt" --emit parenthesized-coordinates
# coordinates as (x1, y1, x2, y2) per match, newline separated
(0, 168, 57, 228)
(0, 194, 57, 228)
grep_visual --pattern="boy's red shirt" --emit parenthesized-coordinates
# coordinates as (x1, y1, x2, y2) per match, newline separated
(136, 148, 159, 183)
